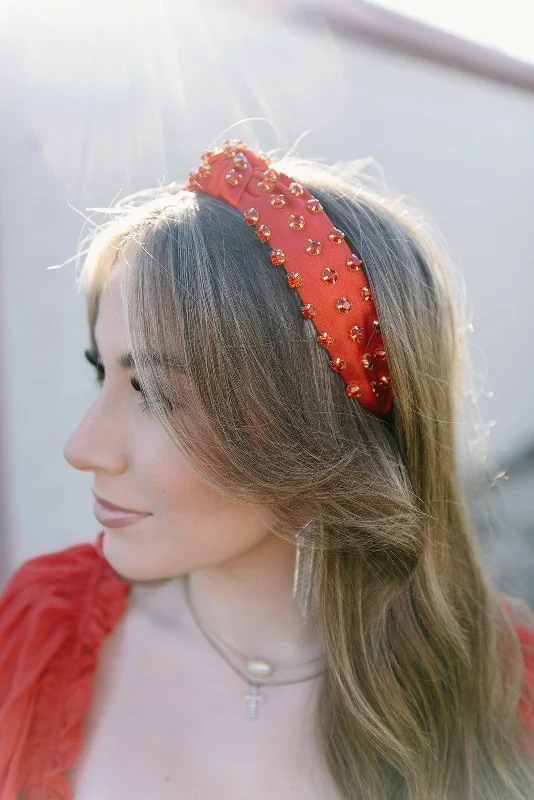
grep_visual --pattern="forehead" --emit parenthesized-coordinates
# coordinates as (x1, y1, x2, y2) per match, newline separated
(93, 268, 126, 347)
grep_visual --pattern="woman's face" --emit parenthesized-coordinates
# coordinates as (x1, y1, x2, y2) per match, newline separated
(62, 264, 274, 582)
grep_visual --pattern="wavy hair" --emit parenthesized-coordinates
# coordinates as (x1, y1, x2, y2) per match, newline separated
(75, 152, 534, 799)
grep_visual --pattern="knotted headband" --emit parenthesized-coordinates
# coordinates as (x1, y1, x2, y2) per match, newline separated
(183, 139, 393, 416)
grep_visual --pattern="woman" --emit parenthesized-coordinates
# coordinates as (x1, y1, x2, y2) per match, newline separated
(0, 139, 533, 799)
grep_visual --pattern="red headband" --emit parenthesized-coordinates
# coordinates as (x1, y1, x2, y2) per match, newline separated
(183, 139, 393, 416)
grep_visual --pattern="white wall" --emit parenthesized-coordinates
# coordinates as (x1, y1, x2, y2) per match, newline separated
(1, 0, 533, 572)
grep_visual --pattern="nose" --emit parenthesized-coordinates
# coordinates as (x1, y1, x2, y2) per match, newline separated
(63, 398, 128, 476)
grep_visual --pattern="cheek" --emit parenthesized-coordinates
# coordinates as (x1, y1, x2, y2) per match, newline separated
(135, 435, 222, 516)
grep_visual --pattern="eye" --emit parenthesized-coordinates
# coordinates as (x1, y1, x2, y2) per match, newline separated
(84, 349, 149, 413)
(130, 375, 150, 414)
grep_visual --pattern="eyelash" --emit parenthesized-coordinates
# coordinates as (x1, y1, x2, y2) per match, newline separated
(87, 354, 150, 414)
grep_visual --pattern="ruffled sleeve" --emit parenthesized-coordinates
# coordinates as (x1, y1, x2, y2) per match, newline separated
(514, 618, 534, 740)
(0, 531, 130, 800)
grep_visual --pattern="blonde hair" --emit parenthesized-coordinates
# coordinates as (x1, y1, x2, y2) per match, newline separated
(76, 153, 534, 798)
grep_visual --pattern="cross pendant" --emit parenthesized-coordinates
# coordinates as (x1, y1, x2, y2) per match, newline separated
(243, 682, 266, 720)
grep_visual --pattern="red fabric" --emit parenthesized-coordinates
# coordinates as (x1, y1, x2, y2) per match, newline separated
(184, 141, 393, 415)
(0, 534, 532, 799)
(0, 532, 130, 800)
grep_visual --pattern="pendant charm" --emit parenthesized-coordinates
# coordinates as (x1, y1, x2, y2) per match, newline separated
(243, 682, 266, 720)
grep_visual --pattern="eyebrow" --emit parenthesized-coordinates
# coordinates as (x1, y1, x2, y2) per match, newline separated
(85, 346, 186, 373)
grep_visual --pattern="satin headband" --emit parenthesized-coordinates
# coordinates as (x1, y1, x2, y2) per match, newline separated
(183, 139, 393, 416)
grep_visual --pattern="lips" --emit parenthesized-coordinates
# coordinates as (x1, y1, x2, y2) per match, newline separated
(92, 493, 152, 529)
(93, 493, 147, 514)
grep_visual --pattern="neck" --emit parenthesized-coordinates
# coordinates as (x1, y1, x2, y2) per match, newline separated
(129, 533, 324, 666)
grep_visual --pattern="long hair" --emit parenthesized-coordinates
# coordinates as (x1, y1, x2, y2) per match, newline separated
(76, 153, 534, 799)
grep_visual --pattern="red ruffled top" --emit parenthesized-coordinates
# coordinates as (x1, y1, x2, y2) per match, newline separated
(0, 532, 532, 799)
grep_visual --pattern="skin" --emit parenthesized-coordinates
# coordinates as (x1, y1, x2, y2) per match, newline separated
(62, 264, 324, 664)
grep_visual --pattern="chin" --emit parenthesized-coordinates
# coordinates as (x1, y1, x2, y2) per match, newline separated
(100, 529, 181, 583)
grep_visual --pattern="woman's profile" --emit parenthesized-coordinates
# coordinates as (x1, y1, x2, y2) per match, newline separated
(0, 137, 533, 799)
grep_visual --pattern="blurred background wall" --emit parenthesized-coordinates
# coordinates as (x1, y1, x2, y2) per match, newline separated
(0, 0, 533, 600)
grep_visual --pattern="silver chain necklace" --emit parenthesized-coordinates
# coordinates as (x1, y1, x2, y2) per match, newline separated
(182, 573, 326, 721)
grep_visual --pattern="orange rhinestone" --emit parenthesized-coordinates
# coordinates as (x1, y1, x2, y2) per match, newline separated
(301, 304, 317, 319)
(288, 214, 305, 231)
(373, 320, 380, 332)
(307, 198, 323, 214)
(349, 325, 364, 343)
(264, 168, 280, 183)
(233, 153, 248, 170)
(287, 272, 303, 288)
(362, 286, 373, 302)
(374, 348, 387, 361)
(258, 151, 271, 165)
(330, 357, 346, 372)
(258, 181, 275, 193)
(347, 254, 362, 271)
(257, 225, 271, 242)
(329, 228, 345, 245)
(200, 150, 213, 164)
(317, 332, 334, 348)
(305, 239, 321, 256)
(270, 194, 286, 209)
(270, 249, 285, 266)
(197, 163, 211, 178)
(223, 143, 238, 158)
(322, 268, 338, 284)
(289, 182, 304, 196)
(378, 375, 391, 390)
(225, 169, 243, 186)
(244, 208, 259, 225)
(346, 385, 361, 399)
(336, 297, 352, 314)
(362, 353, 373, 370)
(370, 381, 378, 396)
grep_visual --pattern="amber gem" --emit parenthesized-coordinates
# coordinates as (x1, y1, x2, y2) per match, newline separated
(263, 168, 280, 183)
(301, 304, 317, 319)
(289, 182, 304, 196)
(288, 214, 305, 231)
(270, 249, 285, 266)
(330, 357, 346, 372)
(329, 228, 345, 245)
(258, 181, 274, 194)
(287, 272, 303, 288)
(270, 194, 286, 209)
(346, 254, 362, 271)
(306, 198, 323, 214)
(233, 153, 248, 170)
(223, 143, 237, 158)
(225, 169, 242, 186)
(346, 385, 361, 398)
(317, 332, 334, 347)
(322, 268, 338, 284)
(362, 286, 373, 302)
(374, 348, 387, 361)
(305, 239, 321, 255)
(349, 325, 364, 343)
(362, 353, 373, 370)
(244, 208, 259, 225)
(197, 164, 211, 178)
(336, 297, 352, 314)
(378, 375, 391, 389)
(257, 225, 271, 242)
